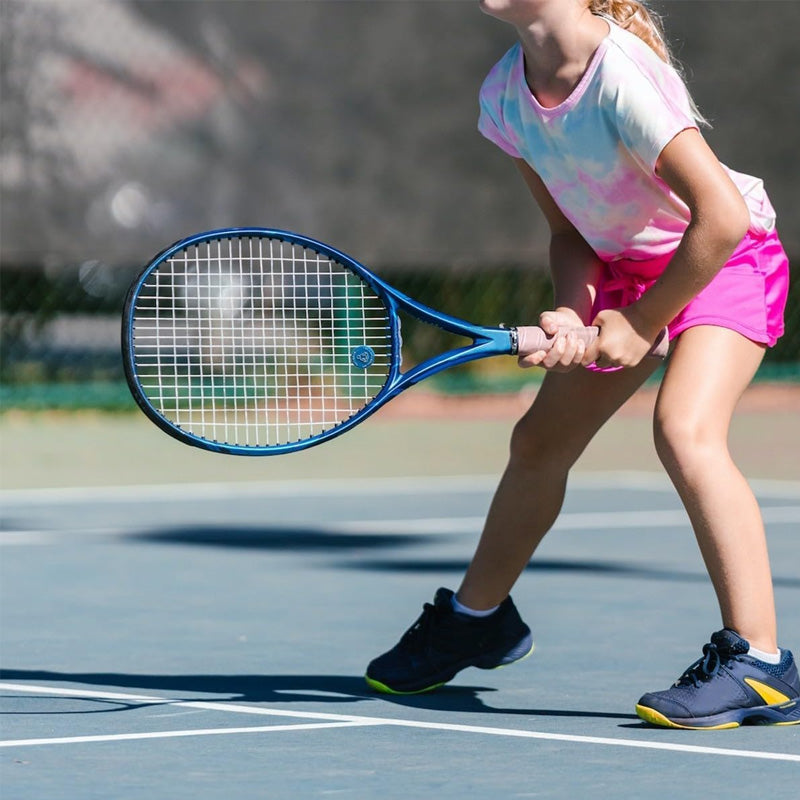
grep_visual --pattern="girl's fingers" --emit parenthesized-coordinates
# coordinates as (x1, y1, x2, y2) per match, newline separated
(539, 314, 558, 335)
(517, 350, 547, 369)
(542, 334, 567, 368)
(544, 332, 584, 370)
(582, 336, 602, 366)
(517, 333, 588, 372)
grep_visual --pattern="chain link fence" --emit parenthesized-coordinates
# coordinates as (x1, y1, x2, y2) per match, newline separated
(2, 1, 798, 410)
(2, 259, 797, 410)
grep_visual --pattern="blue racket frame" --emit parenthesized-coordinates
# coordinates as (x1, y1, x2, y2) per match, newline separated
(122, 227, 517, 455)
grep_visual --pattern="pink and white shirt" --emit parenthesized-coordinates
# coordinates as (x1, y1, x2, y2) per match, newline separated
(478, 20, 775, 262)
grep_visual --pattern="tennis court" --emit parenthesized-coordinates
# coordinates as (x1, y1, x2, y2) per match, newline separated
(3, 1, 800, 795)
(1, 397, 799, 799)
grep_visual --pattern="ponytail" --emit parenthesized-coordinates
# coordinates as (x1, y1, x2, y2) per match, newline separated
(590, 0, 709, 125)
(589, 1, 671, 63)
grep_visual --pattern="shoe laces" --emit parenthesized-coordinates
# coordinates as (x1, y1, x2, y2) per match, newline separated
(400, 602, 438, 651)
(676, 642, 740, 688)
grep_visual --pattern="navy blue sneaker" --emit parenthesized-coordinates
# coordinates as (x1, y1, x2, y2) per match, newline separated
(365, 588, 534, 694)
(636, 629, 800, 729)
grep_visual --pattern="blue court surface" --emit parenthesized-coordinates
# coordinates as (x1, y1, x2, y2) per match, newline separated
(1, 472, 799, 798)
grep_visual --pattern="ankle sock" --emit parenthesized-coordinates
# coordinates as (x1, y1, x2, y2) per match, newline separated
(451, 595, 499, 618)
(748, 645, 781, 665)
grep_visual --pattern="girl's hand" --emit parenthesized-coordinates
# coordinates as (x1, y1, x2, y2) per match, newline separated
(518, 307, 588, 372)
(582, 307, 657, 369)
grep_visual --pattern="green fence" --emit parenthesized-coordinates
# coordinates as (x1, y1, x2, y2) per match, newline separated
(1, 1, 798, 410)
(1, 260, 797, 411)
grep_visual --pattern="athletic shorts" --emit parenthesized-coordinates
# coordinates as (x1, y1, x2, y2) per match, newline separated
(591, 228, 790, 350)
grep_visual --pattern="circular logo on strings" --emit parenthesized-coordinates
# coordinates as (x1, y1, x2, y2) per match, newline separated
(351, 345, 375, 369)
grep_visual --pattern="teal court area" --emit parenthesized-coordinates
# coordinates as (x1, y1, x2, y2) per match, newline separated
(1, 470, 798, 799)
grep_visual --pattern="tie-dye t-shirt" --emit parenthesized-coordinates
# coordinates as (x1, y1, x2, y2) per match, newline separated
(478, 21, 775, 262)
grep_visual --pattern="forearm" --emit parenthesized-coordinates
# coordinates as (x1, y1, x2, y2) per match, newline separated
(549, 231, 605, 324)
(630, 214, 748, 337)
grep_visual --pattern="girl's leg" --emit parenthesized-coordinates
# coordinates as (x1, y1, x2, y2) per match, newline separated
(457, 357, 659, 611)
(653, 325, 776, 652)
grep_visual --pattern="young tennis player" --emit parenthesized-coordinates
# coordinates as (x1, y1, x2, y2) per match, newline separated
(365, 0, 798, 729)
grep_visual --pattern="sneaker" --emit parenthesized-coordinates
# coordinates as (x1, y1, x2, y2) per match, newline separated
(365, 587, 534, 694)
(636, 629, 800, 729)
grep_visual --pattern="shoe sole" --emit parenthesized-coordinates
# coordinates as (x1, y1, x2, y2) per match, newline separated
(635, 699, 800, 730)
(365, 634, 535, 695)
(364, 675, 447, 695)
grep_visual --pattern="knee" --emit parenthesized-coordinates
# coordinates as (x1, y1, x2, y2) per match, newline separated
(508, 413, 582, 473)
(653, 407, 724, 474)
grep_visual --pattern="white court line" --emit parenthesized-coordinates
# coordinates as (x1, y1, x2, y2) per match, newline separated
(0, 475, 498, 505)
(340, 505, 800, 534)
(2, 505, 798, 546)
(1, 683, 798, 763)
(0, 722, 374, 748)
(1, 472, 798, 505)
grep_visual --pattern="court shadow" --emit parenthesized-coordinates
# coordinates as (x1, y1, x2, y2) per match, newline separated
(617, 721, 668, 730)
(0, 694, 151, 715)
(342, 558, 800, 588)
(125, 528, 800, 589)
(0, 668, 637, 722)
(128, 527, 431, 552)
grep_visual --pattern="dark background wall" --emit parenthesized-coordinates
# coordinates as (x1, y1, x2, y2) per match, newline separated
(2, 0, 798, 272)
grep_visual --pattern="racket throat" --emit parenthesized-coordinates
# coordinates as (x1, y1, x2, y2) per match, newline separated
(392, 327, 516, 392)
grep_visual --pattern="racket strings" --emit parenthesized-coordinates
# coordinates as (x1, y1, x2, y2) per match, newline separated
(131, 236, 392, 447)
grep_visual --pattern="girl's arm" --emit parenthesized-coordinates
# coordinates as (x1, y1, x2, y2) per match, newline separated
(587, 129, 751, 366)
(514, 159, 604, 320)
(513, 159, 605, 369)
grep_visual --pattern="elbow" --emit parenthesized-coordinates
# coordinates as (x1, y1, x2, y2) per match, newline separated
(718, 191, 750, 250)
(702, 193, 751, 252)
(724, 196, 751, 248)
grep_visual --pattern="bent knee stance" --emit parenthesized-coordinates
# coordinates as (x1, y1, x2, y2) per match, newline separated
(653, 407, 730, 476)
(508, 414, 590, 473)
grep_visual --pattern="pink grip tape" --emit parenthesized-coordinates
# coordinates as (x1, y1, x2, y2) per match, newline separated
(514, 326, 669, 360)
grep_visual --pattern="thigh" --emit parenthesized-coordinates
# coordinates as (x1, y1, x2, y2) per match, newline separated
(655, 325, 766, 439)
(513, 357, 659, 462)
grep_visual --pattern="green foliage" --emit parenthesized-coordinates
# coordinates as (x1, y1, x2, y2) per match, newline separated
(0, 261, 797, 409)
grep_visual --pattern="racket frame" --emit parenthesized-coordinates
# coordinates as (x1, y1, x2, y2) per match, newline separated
(122, 227, 516, 455)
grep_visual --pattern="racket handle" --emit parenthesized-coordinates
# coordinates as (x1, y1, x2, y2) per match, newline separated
(512, 325, 669, 360)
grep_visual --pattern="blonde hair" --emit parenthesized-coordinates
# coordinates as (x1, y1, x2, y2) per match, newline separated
(590, 1, 671, 63)
(590, 0, 709, 125)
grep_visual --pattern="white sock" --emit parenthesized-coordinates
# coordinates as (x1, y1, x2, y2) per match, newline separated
(748, 645, 781, 665)
(451, 595, 499, 618)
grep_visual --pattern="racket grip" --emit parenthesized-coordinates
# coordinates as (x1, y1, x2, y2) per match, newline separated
(513, 325, 597, 355)
(512, 325, 670, 360)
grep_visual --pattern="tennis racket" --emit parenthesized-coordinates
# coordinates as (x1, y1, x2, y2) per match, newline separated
(122, 228, 668, 455)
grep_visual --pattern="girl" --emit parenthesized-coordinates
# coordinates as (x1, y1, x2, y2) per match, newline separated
(365, 0, 799, 729)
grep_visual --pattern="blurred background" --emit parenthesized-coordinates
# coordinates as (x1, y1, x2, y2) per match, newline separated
(1, 0, 798, 411)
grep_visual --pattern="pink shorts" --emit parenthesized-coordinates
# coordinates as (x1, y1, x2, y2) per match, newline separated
(592, 228, 790, 349)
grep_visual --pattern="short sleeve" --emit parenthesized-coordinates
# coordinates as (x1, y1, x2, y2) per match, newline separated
(478, 102, 521, 158)
(477, 48, 523, 159)
(611, 56, 699, 172)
